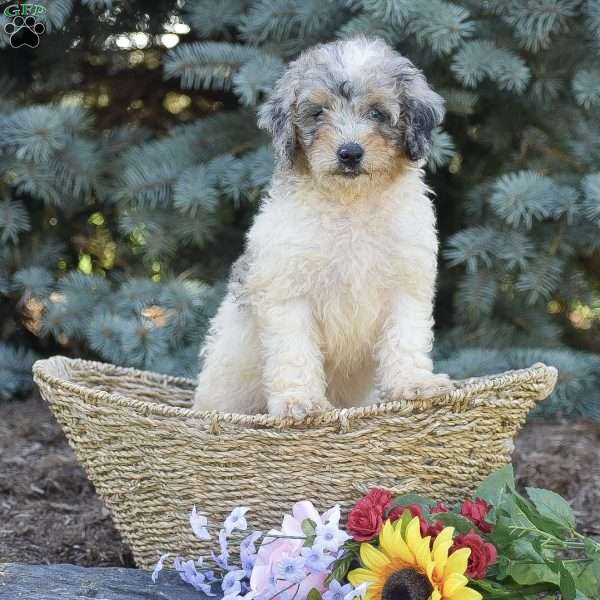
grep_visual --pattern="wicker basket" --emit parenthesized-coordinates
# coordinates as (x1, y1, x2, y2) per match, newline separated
(33, 356, 557, 569)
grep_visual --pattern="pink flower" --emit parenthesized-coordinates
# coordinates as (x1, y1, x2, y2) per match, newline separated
(249, 501, 334, 600)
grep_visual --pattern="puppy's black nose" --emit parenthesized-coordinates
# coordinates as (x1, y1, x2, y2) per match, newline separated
(337, 142, 364, 165)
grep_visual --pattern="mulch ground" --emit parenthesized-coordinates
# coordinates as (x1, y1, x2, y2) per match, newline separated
(1, 394, 598, 566)
(0, 395, 134, 566)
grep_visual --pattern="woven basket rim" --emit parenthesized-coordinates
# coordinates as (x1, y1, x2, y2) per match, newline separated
(33, 355, 557, 430)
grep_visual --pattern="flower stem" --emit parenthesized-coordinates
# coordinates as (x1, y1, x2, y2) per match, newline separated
(260, 535, 307, 547)
(265, 582, 299, 600)
(512, 526, 583, 549)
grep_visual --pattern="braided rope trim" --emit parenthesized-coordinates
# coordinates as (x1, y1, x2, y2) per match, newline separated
(33, 356, 558, 431)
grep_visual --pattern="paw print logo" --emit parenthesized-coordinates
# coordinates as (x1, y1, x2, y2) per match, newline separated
(4, 15, 45, 49)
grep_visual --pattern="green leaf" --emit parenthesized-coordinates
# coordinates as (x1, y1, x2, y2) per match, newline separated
(508, 539, 545, 563)
(496, 555, 510, 579)
(592, 555, 600, 586)
(472, 578, 557, 599)
(398, 509, 414, 537)
(564, 560, 600, 598)
(430, 512, 474, 534)
(584, 537, 600, 559)
(559, 562, 577, 600)
(475, 465, 515, 506)
(302, 518, 316, 537)
(470, 577, 516, 597)
(503, 497, 538, 537)
(325, 554, 355, 585)
(302, 519, 317, 547)
(392, 494, 436, 508)
(307, 588, 323, 600)
(491, 514, 524, 549)
(508, 499, 536, 529)
(526, 487, 576, 531)
(505, 559, 560, 586)
(470, 578, 502, 592)
(341, 540, 361, 557)
(513, 493, 569, 537)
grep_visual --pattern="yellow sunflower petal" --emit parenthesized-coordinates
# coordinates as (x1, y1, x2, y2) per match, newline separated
(431, 591, 442, 600)
(405, 516, 422, 549)
(426, 560, 435, 581)
(348, 568, 378, 586)
(360, 543, 391, 572)
(443, 573, 469, 597)
(450, 587, 483, 600)
(379, 519, 396, 556)
(444, 547, 471, 578)
(433, 542, 452, 579)
(391, 534, 416, 565)
(432, 526, 454, 552)
(365, 586, 380, 600)
(415, 536, 433, 572)
(433, 536, 454, 579)
(382, 524, 416, 565)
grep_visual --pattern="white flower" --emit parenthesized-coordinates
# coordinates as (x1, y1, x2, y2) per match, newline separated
(323, 580, 353, 600)
(344, 582, 370, 600)
(315, 522, 350, 553)
(241, 530, 262, 557)
(190, 506, 211, 541)
(324, 504, 341, 528)
(212, 529, 230, 570)
(224, 506, 250, 536)
(275, 555, 306, 584)
(151, 553, 170, 583)
(301, 542, 335, 573)
(221, 569, 246, 596)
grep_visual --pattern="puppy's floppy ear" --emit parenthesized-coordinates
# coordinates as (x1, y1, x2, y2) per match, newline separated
(393, 58, 445, 162)
(257, 63, 298, 168)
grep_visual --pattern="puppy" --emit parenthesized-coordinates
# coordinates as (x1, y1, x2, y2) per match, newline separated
(193, 37, 453, 417)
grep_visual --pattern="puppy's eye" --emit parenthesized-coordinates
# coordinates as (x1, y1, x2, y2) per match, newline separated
(311, 107, 324, 119)
(367, 108, 386, 122)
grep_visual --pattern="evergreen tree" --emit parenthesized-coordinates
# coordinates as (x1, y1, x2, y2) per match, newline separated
(1, 0, 599, 417)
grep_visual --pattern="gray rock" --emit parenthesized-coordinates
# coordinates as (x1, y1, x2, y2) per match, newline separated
(0, 563, 212, 600)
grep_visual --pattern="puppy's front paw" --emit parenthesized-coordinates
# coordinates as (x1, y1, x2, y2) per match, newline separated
(269, 394, 334, 417)
(383, 372, 455, 402)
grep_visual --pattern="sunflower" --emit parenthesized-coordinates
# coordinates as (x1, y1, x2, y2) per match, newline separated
(348, 517, 482, 600)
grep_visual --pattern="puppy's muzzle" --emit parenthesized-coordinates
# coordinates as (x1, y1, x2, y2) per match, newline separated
(337, 142, 364, 176)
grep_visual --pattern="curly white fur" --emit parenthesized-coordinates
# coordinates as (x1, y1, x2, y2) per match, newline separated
(193, 38, 452, 416)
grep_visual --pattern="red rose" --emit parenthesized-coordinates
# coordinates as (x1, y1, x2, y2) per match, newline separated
(387, 505, 404, 522)
(461, 498, 493, 533)
(347, 489, 394, 541)
(388, 504, 429, 536)
(431, 502, 450, 514)
(452, 532, 497, 579)
(388, 503, 423, 521)
(424, 520, 445, 538)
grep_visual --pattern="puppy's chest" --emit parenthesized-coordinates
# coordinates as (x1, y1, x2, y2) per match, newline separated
(311, 218, 391, 290)
(308, 215, 397, 351)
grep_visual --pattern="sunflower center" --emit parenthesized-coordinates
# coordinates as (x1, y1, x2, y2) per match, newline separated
(381, 568, 433, 600)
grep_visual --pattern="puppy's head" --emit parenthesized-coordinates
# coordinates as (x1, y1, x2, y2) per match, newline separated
(258, 37, 445, 187)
